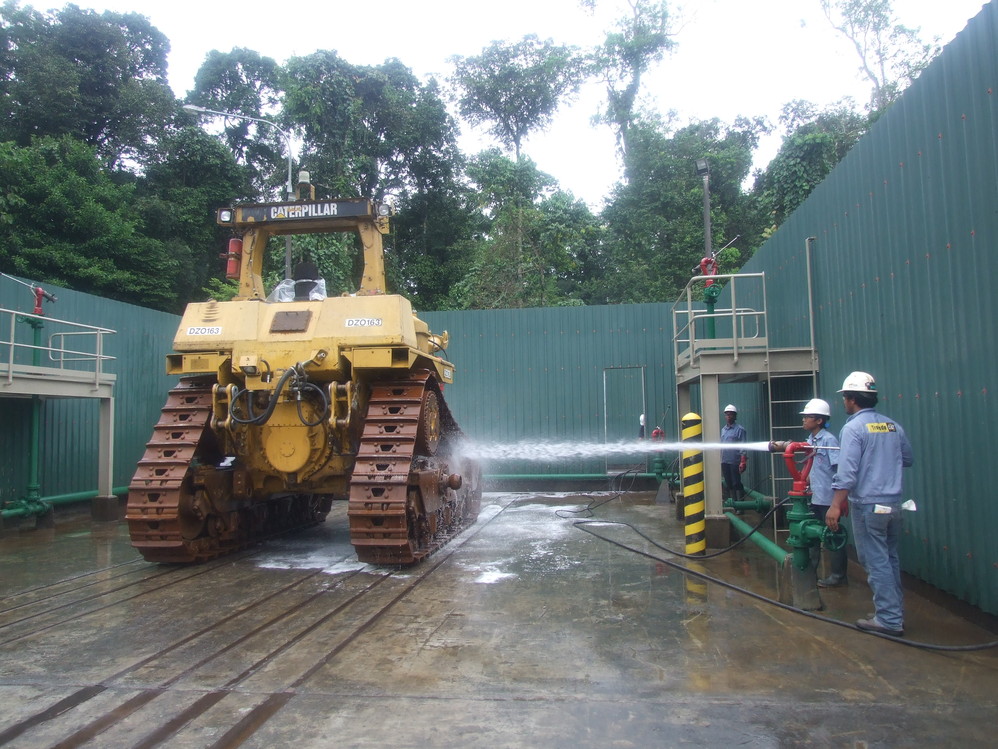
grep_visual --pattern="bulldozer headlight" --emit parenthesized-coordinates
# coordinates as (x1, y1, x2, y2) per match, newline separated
(217, 208, 234, 224)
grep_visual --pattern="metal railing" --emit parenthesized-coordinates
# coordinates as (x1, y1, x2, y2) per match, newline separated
(1, 306, 116, 389)
(672, 272, 769, 372)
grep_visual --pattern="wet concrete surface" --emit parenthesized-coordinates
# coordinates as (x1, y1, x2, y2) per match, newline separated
(0, 491, 996, 748)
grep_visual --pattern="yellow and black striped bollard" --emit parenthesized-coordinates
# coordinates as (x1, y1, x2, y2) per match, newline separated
(682, 412, 708, 610)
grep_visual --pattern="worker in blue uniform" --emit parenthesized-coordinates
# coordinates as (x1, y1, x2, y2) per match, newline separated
(720, 404, 747, 501)
(799, 398, 847, 587)
(825, 372, 914, 637)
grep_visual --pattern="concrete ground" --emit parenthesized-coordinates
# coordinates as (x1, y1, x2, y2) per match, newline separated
(0, 491, 995, 748)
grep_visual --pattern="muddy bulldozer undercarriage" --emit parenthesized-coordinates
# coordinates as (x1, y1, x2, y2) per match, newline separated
(127, 371, 480, 565)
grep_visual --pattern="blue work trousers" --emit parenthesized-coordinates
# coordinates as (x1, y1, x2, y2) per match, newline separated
(810, 504, 849, 582)
(850, 501, 904, 630)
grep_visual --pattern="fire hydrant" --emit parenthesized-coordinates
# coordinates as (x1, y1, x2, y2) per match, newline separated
(770, 441, 848, 571)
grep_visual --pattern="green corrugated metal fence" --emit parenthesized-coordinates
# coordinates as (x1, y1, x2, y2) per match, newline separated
(735, 2, 998, 614)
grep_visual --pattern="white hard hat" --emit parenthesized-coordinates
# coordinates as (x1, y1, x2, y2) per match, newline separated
(837, 371, 877, 393)
(723, 404, 737, 413)
(800, 398, 831, 417)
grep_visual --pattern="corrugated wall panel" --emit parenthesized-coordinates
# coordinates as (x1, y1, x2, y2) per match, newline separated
(738, 3, 997, 613)
(425, 304, 676, 475)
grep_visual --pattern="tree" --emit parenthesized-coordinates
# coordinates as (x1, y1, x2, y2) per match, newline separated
(187, 48, 285, 198)
(590, 0, 676, 163)
(390, 181, 486, 311)
(451, 35, 588, 161)
(756, 99, 869, 228)
(282, 53, 461, 199)
(448, 151, 599, 309)
(280, 53, 474, 306)
(595, 117, 768, 304)
(137, 126, 251, 305)
(0, 136, 180, 310)
(820, 0, 938, 112)
(0, 2, 175, 169)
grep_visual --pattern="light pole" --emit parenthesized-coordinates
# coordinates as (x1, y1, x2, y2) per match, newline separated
(695, 157, 711, 258)
(695, 158, 717, 340)
(184, 103, 295, 278)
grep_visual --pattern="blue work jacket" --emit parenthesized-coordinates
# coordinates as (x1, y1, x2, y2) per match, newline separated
(807, 427, 839, 506)
(720, 423, 747, 464)
(831, 408, 914, 504)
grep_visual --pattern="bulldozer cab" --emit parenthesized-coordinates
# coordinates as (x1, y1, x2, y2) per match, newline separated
(217, 191, 392, 302)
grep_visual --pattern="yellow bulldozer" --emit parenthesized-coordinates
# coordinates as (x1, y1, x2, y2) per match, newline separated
(127, 176, 481, 564)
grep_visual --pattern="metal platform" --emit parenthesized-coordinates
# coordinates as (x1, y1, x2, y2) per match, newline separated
(1, 305, 117, 519)
(672, 270, 819, 542)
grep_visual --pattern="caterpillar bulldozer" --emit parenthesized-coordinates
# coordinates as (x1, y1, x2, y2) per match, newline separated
(126, 176, 481, 565)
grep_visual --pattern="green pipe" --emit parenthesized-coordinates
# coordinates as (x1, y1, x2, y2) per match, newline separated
(42, 486, 130, 505)
(725, 497, 772, 513)
(25, 318, 43, 503)
(485, 473, 673, 481)
(0, 505, 36, 520)
(1, 486, 129, 520)
(724, 511, 788, 566)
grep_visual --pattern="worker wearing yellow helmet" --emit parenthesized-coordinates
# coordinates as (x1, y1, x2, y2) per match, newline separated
(826, 372, 914, 637)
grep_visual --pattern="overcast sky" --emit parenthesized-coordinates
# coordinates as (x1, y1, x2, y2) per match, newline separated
(50, 0, 989, 206)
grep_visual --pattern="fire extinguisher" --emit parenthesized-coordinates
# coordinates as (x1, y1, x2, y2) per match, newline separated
(222, 238, 242, 280)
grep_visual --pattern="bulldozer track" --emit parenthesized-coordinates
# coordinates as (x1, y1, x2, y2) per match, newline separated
(126, 378, 326, 563)
(347, 371, 480, 564)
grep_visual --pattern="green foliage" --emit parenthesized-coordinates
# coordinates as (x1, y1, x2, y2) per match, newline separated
(449, 151, 601, 309)
(0, 136, 179, 309)
(594, 0, 676, 157)
(202, 276, 239, 301)
(0, 0, 873, 315)
(289, 234, 356, 297)
(187, 48, 286, 198)
(594, 118, 769, 303)
(0, 2, 175, 168)
(820, 0, 938, 112)
(390, 185, 486, 311)
(756, 100, 869, 227)
(137, 127, 250, 306)
(451, 35, 589, 159)
(282, 53, 462, 199)
(465, 148, 557, 214)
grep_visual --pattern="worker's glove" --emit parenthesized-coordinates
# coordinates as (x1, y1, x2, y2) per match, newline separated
(738, 457, 747, 473)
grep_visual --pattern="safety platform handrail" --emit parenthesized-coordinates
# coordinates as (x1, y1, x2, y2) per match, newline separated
(1, 306, 116, 388)
(672, 272, 769, 372)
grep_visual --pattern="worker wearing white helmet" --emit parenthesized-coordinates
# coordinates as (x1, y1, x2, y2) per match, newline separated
(826, 371, 914, 637)
(799, 398, 846, 587)
(720, 404, 747, 501)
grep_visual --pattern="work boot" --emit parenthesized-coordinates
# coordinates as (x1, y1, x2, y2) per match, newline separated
(856, 617, 903, 637)
(817, 575, 847, 588)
